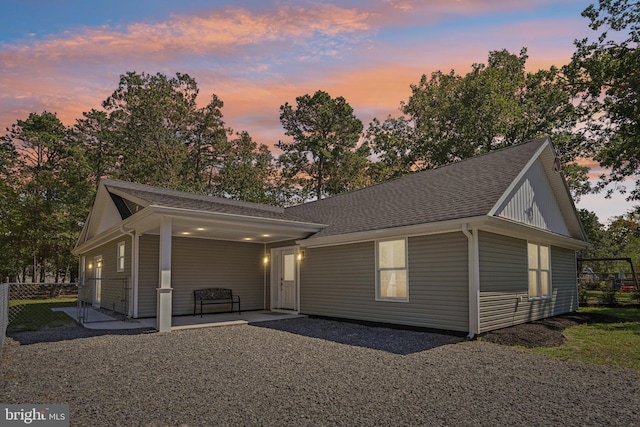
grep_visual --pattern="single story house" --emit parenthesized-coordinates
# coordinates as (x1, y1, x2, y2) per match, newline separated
(73, 136, 588, 336)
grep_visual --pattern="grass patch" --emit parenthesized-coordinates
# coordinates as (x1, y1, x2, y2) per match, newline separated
(583, 290, 640, 305)
(8, 298, 78, 333)
(532, 307, 640, 371)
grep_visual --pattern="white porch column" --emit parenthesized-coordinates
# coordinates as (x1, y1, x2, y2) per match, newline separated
(157, 217, 173, 332)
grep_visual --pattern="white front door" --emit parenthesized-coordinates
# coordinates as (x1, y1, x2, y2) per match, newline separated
(272, 247, 297, 310)
(93, 256, 102, 308)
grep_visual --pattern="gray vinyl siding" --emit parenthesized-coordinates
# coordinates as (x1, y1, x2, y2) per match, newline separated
(300, 233, 469, 331)
(136, 235, 266, 317)
(138, 235, 159, 317)
(478, 231, 578, 333)
(81, 238, 131, 314)
(550, 246, 579, 314)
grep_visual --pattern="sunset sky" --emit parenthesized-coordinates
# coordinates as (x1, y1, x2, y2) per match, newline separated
(0, 0, 635, 222)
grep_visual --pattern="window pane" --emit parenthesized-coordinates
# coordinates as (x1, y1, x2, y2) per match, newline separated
(379, 240, 406, 268)
(380, 270, 407, 298)
(528, 270, 538, 296)
(284, 254, 295, 281)
(527, 243, 538, 269)
(540, 245, 550, 270)
(540, 271, 550, 296)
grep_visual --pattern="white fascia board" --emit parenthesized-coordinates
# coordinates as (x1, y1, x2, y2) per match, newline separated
(488, 137, 550, 217)
(75, 182, 110, 248)
(148, 205, 326, 233)
(296, 214, 589, 250)
(72, 208, 155, 255)
(482, 216, 589, 250)
(297, 216, 490, 248)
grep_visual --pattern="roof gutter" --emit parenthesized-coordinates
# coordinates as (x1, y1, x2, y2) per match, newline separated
(297, 216, 490, 248)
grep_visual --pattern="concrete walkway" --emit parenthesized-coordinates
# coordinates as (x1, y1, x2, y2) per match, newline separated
(52, 306, 305, 331)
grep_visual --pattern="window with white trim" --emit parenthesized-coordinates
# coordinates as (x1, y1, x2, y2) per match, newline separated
(117, 241, 125, 272)
(376, 238, 408, 301)
(528, 242, 551, 298)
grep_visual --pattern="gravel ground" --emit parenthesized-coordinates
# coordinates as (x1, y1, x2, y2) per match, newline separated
(2, 318, 639, 427)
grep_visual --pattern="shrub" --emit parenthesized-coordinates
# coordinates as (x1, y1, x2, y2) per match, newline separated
(600, 282, 618, 306)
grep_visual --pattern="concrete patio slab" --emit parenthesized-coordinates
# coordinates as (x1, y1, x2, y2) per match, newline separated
(51, 306, 305, 331)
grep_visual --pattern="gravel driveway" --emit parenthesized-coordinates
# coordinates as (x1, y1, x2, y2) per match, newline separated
(1, 318, 639, 426)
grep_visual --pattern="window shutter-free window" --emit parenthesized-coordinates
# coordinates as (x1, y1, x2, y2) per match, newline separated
(528, 242, 551, 298)
(376, 239, 408, 301)
(117, 241, 125, 272)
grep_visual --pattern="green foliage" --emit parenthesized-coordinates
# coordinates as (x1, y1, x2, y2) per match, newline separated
(102, 72, 209, 187)
(213, 131, 280, 205)
(566, 0, 640, 200)
(277, 90, 368, 200)
(367, 49, 589, 198)
(578, 284, 589, 304)
(2, 112, 94, 282)
(600, 282, 619, 305)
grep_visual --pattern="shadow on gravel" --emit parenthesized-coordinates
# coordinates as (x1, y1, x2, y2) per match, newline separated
(252, 317, 465, 355)
(7, 326, 155, 345)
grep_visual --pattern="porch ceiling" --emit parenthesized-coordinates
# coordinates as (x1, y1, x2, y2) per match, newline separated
(132, 210, 322, 244)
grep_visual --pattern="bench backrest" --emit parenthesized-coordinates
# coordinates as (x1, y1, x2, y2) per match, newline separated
(194, 288, 232, 300)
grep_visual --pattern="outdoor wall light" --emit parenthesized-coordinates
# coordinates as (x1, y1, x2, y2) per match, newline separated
(97, 261, 102, 268)
(297, 251, 305, 261)
(263, 255, 269, 265)
(88, 263, 93, 269)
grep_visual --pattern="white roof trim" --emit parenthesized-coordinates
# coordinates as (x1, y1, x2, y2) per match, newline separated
(73, 204, 325, 255)
(297, 214, 589, 250)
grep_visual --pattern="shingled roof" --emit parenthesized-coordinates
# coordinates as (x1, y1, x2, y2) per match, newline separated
(101, 179, 311, 223)
(286, 137, 548, 239)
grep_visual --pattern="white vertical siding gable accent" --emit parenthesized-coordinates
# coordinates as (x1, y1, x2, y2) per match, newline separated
(494, 159, 570, 236)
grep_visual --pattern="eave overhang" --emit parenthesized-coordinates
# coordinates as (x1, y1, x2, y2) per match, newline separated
(73, 205, 326, 255)
(296, 214, 589, 250)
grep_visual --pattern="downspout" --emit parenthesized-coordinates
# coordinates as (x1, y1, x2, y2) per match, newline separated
(120, 225, 137, 319)
(263, 243, 267, 311)
(462, 225, 480, 339)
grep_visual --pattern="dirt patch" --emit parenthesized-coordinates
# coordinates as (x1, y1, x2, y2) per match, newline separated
(478, 312, 624, 348)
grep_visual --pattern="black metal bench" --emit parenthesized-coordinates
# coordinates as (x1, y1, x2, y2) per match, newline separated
(193, 288, 241, 317)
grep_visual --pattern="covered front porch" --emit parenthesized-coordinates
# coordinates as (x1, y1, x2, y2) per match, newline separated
(138, 212, 320, 331)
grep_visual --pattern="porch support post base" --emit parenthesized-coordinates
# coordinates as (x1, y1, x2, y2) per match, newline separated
(156, 287, 173, 332)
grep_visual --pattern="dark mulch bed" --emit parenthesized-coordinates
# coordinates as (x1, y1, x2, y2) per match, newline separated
(479, 311, 624, 348)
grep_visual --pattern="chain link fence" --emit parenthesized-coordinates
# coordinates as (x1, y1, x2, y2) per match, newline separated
(1, 283, 8, 349)
(1, 279, 132, 349)
(78, 278, 130, 323)
(3, 283, 78, 338)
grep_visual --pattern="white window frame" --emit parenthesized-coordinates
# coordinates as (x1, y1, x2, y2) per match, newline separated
(528, 242, 552, 299)
(375, 237, 409, 302)
(117, 241, 126, 273)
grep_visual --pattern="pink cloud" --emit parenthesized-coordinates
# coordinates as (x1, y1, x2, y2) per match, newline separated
(0, 5, 371, 65)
